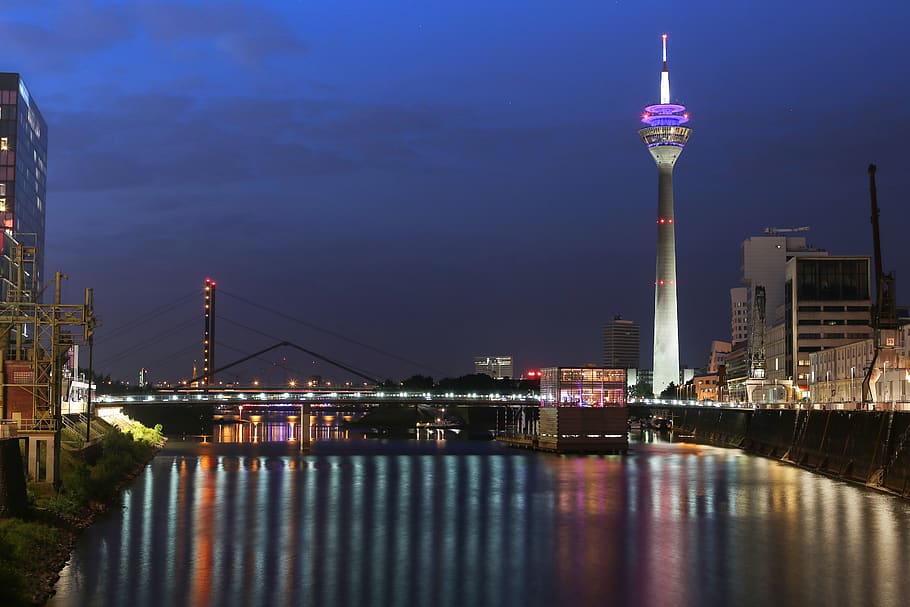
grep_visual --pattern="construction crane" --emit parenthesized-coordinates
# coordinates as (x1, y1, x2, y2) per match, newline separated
(763, 226, 810, 235)
(749, 285, 766, 379)
(861, 164, 898, 406)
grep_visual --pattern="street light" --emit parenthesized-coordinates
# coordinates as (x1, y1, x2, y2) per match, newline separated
(850, 367, 855, 403)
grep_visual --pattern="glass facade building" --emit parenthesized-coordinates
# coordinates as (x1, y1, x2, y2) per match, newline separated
(779, 256, 873, 395)
(540, 367, 626, 407)
(0, 73, 47, 297)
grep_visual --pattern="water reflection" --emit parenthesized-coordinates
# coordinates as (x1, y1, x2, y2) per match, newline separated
(48, 439, 910, 607)
(211, 412, 353, 443)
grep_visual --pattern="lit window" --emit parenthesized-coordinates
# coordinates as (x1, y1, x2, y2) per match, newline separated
(0, 137, 6, 151)
(0, 198, 5, 212)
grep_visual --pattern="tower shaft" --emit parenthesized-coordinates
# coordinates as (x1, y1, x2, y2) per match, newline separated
(653, 164, 679, 395)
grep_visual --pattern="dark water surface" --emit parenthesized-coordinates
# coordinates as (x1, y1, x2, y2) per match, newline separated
(47, 436, 910, 607)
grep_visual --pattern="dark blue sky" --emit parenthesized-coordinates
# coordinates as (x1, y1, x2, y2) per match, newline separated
(4, 0, 909, 384)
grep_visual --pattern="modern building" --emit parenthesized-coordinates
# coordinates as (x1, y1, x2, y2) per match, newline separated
(741, 231, 827, 333)
(474, 355, 513, 379)
(603, 316, 640, 370)
(627, 368, 652, 392)
(730, 287, 749, 344)
(765, 256, 873, 399)
(536, 366, 628, 452)
(708, 340, 731, 373)
(0, 73, 47, 296)
(539, 367, 626, 407)
(639, 35, 691, 397)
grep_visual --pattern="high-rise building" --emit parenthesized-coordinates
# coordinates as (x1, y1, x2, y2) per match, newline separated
(765, 256, 872, 399)
(474, 355, 513, 379)
(741, 231, 827, 328)
(639, 35, 691, 396)
(730, 287, 749, 344)
(0, 73, 47, 294)
(603, 316, 640, 370)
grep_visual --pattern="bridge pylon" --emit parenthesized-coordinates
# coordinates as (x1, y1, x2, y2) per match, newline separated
(203, 278, 217, 387)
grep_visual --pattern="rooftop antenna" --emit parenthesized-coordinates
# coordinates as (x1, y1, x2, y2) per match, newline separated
(660, 33, 670, 104)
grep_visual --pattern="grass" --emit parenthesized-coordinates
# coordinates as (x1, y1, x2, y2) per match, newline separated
(0, 418, 164, 605)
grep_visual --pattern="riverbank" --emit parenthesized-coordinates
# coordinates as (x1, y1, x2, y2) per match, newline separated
(669, 407, 910, 498)
(0, 420, 164, 607)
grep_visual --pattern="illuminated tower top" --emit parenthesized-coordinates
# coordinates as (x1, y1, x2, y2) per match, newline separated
(640, 34, 691, 157)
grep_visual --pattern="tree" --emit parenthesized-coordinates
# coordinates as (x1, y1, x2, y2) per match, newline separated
(401, 375, 434, 390)
(660, 382, 677, 399)
(632, 382, 653, 398)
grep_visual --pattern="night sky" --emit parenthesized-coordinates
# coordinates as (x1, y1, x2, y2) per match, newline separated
(4, 0, 909, 385)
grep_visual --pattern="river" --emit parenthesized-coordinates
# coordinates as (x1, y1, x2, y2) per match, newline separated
(46, 431, 910, 607)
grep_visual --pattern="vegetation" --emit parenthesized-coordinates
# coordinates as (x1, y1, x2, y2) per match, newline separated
(631, 382, 653, 398)
(660, 382, 678, 399)
(392, 374, 540, 395)
(0, 419, 163, 606)
(0, 518, 61, 606)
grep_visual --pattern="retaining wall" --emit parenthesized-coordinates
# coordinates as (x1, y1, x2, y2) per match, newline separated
(0, 437, 27, 517)
(673, 407, 910, 497)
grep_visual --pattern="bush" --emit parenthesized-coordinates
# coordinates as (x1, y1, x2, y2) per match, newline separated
(56, 426, 159, 507)
(0, 518, 61, 606)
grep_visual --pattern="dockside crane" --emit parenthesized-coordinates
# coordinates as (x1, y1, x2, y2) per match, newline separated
(861, 164, 898, 406)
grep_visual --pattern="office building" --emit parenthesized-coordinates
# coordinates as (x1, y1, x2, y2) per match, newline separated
(603, 316, 640, 370)
(474, 355, 513, 379)
(639, 35, 691, 396)
(765, 256, 873, 399)
(0, 73, 47, 295)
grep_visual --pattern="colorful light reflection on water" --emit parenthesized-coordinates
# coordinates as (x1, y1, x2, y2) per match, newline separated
(47, 437, 910, 607)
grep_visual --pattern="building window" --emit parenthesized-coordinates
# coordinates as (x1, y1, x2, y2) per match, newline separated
(0, 184, 4, 195)
(0, 198, 5, 212)
(0, 137, 6, 151)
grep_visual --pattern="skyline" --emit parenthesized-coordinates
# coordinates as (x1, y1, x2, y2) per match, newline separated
(3, 1, 909, 383)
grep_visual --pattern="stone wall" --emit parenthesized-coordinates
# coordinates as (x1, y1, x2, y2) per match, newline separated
(672, 408, 910, 497)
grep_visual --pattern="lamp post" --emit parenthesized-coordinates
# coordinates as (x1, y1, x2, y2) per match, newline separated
(884, 360, 889, 407)
(851, 366, 855, 404)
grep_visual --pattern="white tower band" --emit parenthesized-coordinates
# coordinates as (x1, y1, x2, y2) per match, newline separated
(639, 34, 691, 396)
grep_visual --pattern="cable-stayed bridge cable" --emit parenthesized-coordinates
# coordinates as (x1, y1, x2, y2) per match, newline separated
(218, 288, 449, 377)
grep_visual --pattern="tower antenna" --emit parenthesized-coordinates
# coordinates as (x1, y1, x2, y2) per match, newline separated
(660, 34, 670, 104)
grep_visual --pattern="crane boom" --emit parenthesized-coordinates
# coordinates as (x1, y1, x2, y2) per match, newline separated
(862, 164, 897, 406)
(763, 226, 810, 235)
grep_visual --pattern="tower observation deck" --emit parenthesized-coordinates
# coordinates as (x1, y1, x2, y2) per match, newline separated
(639, 34, 691, 397)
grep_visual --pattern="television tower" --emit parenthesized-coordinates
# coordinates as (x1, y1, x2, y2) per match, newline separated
(639, 34, 691, 396)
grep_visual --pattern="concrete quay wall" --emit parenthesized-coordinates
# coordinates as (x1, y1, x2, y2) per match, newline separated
(672, 407, 910, 497)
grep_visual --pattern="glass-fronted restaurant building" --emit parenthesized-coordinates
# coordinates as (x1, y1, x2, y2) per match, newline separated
(540, 367, 626, 407)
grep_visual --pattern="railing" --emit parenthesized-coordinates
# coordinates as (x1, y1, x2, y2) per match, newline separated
(3, 417, 56, 431)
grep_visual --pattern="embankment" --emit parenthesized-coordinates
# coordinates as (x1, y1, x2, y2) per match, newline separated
(671, 407, 910, 497)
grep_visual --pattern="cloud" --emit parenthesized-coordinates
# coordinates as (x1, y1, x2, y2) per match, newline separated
(0, 2, 134, 55)
(0, 1, 308, 68)
(137, 1, 309, 64)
